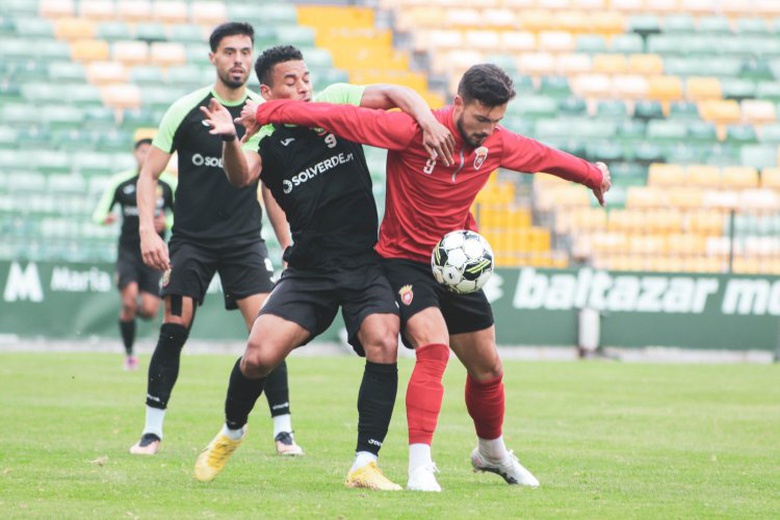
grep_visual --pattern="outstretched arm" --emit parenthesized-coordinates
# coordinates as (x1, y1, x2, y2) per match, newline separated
(255, 100, 419, 152)
(500, 132, 611, 206)
(137, 146, 173, 270)
(360, 85, 454, 165)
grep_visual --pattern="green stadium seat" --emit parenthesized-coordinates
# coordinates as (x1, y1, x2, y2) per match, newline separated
(312, 68, 350, 86)
(168, 24, 205, 44)
(2, 103, 37, 125)
(0, 16, 16, 36)
(512, 75, 535, 94)
(186, 43, 212, 65)
(703, 143, 740, 166)
(665, 143, 703, 164)
(97, 129, 134, 152)
(586, 140, 624, 163)
(16, 126, 51, 149)
(633, 141, 666, 164)
(48, 174, 87, 195)
(121, 107, 162, 129)
(759, 123, 780, 144)
(576, 34, 607, 54)
(13, 17, 54, 38)
(697, 16, 732, 35)
(668, 101, 700, 120)
(726, 125, 758, 145)
(21, 83, 62, 103)
(225, 4, 265, 25)
(0, 126, 18, 149)
(663, 14, 696, 35)
(167, 64, 208, 88)
(62, 84, 103, 107)
(52, 128, 97, 151)
(558, 96, 587, 116)
(610, 34, 644, 54)
(41, 105, 85, 130)
(756, 81, 780, 102)
(647, 34, 684, 56)
(647, 120, 687, 142)
(46, 61, 86, 82)
(35, 150, 72, 174)
(131, 65, 165, 85)
(97, 21, 132, 42)
(84, 106, 118, 129)
(737, 18, 771, 36)
(5, 168, 46, 190)
(508, 95, 558, 120)
(134, 22, 167, 43)
(72, 151, 115, 176)
(139, 85, 186, 110)
(555, 138, 587, 158)
(273, 25, 315, 47)
(596, 100, 628, 120)
(627, 14, 661, 39)
(721, 78, 756, 101)
(37, 39, 71, 61)
(3, 0, 39, 16)
(741, 57, 774, 81)
(610, 161, 647, 182)
(0, 83, 22, 103)
(301, 48, 333, 68)
(740, 144, 778, 169)
(538, 75, 571, 99)
(633, 100, 665, 121)
(687, 121, 718, 142)
(485, 54, 518, 74)
(616, 120, 646, 142)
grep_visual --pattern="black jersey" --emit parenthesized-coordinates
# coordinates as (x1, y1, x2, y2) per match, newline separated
(259, 124, 378, 270)
(92, 170, 176, 246)
(153, 86, 264, 245)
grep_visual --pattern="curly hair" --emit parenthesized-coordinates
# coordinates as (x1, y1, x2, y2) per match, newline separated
(254, 45, 305, 86)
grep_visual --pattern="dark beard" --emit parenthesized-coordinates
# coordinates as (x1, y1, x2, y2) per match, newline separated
(455, 116, 484, 148)
(219, 70, 246, 89)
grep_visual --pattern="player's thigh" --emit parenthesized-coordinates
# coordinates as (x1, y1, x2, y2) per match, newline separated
(260, 271, 339, 345)
(218, 241, 275, 310)
(449, 326, 502, 380)
(245, 313, 309, 369)
(235, 293, 268, 331)
(340, 263, 399, 357)
(161, 239, 218, 306)
(139, 292, 161, 317)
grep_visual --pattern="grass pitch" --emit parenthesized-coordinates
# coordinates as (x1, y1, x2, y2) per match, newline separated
(0, 351, 777, 519)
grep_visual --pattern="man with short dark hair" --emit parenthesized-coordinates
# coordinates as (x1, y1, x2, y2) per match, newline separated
(129, 23, 302, 457)
(192, 44, 455, 489)
(243, 62, 612, 491)
(92, 134, 175, 371)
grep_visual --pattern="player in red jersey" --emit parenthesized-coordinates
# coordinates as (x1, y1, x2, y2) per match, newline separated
(240, 63, 611, 491)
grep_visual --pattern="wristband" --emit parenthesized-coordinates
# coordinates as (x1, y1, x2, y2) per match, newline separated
(222, 133, 237, 142)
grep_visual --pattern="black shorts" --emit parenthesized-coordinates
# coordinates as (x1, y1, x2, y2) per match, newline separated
(260, 257, 399, 356)
(380, 257, 494, 349)
(161, 237, 275, 310)
(116, 243, 162, 296)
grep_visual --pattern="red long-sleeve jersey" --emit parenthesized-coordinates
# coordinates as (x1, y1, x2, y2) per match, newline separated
(256, 100, 603, 263)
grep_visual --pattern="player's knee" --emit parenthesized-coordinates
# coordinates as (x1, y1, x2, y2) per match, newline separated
(121, 299, 137, 318)
(241, 341, 276, 378)
(363, 333, 399, 363)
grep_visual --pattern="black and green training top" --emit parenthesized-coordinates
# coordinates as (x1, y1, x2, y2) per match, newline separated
(92, 170, 177, 246)
(152, 86, 264, 245)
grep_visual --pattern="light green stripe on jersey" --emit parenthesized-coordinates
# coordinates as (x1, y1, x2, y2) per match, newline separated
(153, 86, 263, 153)
(91, 169, 137, 224)
(241, 83, 366, 152)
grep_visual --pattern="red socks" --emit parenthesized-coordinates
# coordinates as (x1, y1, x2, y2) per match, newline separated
(406, 343, 449, 445)
(465, 373, 505, 440)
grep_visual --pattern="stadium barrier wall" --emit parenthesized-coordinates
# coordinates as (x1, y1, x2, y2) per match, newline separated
(1, 260, 778, 351)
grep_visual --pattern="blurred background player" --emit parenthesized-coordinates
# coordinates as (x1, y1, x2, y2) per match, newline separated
(247, 63, 611, 491)
(129, 23, 302, 457)
(92, 130, 176, 371)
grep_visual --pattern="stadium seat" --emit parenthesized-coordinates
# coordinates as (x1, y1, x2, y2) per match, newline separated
(71, 38, 110, 62)
(79, 0, 116, 21)
(740, 144, 779, 169)
(39, 0, 76, 19)
(115, 0, 152, 22)
(153, 0, 189, 24)
(150, 42, 187, 67)
(86, 61, 129, 84)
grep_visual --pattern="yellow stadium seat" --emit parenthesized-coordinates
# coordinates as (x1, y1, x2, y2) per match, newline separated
(79, 0, 116, 20)
(54, 18, 96, 41)
(670, 187, 704, 208)
(757, 0, 780, 17)
(517, 9, 557, 32)
(607, 208, 646, 232)
(592, 10, 626, 36)
(482, 9, 519, 30)
(688, 209, 726, 234)
(648, 207, 685, 233)
(686, 165, 721, 187)
(613, 74, 649, 99)
(593, 53, 628, 75)
(681, 0, 719, 15)
(71, 39, 110, 62)
(574, 0, 608, 8)
(298, 5, 374, 29)
(443, 8, 483, 30)
(648, 163, 686, 186)
(686, 77, 722, 101)
(557, 10, 593, 34)
(698, 100, 741, 125)
(722, 166, 759, 189)
(667, 232, 706, 255)
(416, 29, 463, 53)
(760, 167, 780, 189)
(645, 0, 682, 15)
(395, 7, 444, 32)
(625, 186, 665, 208)
(627, 54, 664, 76)
(40, 0, 75, 18)
(647, 76, 683, 102)
(720, 0, 753, 17)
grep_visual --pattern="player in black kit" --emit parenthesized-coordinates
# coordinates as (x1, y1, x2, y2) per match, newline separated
(129, 24, 303, 457)
(193, 45, 455, 489)
(92, 134, 175, 371)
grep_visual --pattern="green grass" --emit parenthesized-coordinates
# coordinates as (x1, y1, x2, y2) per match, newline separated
(0, 352, 778, 519)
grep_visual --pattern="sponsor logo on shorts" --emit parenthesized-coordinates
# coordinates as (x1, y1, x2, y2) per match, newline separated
(398, 284, 413, 306)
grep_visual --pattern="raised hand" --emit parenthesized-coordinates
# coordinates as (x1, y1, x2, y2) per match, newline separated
(199, 98, 237, 139)
(235, 100, 261, 143)
(420, 120, 456, 167)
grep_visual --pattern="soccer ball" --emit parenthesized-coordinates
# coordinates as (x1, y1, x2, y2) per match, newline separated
(431, 230, 494, 294)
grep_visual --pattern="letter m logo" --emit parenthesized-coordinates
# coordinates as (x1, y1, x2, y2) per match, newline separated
(4, 262, 43, 302)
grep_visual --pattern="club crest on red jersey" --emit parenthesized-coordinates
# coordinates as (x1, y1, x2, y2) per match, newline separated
(398, 284, 414, 306)
(474, 146, 489, 170)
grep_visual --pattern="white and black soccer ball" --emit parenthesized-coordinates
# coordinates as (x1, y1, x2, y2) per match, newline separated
(431, 230, 494, 294)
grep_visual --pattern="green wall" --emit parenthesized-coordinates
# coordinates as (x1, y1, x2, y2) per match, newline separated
(1, 261, 778, 350)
